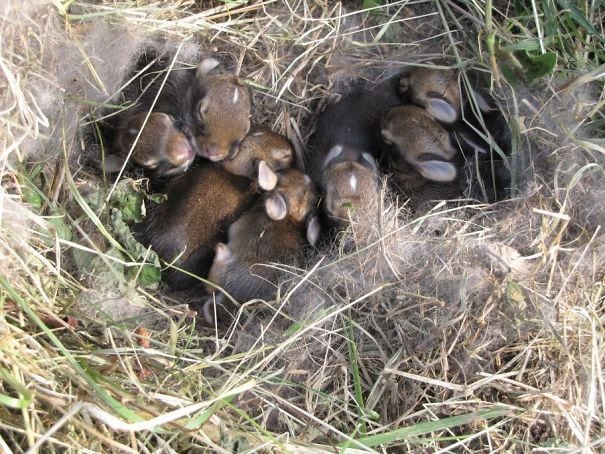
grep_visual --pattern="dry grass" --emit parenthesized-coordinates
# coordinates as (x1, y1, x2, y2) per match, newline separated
(1, 0, 604, 452)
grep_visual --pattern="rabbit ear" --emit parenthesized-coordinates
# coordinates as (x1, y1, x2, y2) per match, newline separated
(214, 242, 232, 262)
(381, 128, 396, 145)
(426, 97, 458, 124)
(265, 194, 288, 220)
(323, 145, 344, 168)
(257, 160, 278, 191)
(454, 129, 489, 155)
(198, 95, 210, 117)
(361, 152, 378, 172)
(415, 159, 457, 182)
(468, 88, 494, 113)
(306, 214, 321, 247)
(201, 294, 224, 325)
(197, 58, 220, 78)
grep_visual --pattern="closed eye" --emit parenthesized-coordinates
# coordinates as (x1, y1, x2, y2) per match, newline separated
(418, 153, 449, 162)
(427, 91, 446, 99)
(228, 140, 241, 159)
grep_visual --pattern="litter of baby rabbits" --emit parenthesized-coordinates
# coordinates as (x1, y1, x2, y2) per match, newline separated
(1, 1, 604, 452)
(102, 51, 512, 311)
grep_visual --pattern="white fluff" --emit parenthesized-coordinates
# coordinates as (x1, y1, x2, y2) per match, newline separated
(349, 173, 358, 191)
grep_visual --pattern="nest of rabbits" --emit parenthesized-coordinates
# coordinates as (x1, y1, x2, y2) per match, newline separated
(1, 0, 603, 451)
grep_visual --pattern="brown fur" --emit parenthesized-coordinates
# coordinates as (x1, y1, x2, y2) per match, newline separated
(323, 159, 379, 221)
(194, 74, 251, 162)
(112, 112, 196, 175)
(399, 67, 461, 124)
(113, 57, 252, 173)
(268, 168, 318, 223)
(220, 126, 294, 178)
(381, 105, 459, 182)
(135, 161, 258, 289)
(308, 77, 402, 223)
(206, 169, 318, 306)
(380, 104, 463, 210)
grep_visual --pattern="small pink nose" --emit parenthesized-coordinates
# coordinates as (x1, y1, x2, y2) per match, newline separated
(206, 143, 220, 156)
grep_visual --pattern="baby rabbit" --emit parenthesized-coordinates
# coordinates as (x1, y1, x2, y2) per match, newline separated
(398, 66, 511, 201)
(106, 112, 196, 176)
(220, 126, 294, 180)
(134, 160, 278, 289)
(192, 59, 252, 162)
(382, 104, 511, 208)
(114, 56, 251, 170)
(381, 104, 464, 210)
(381, 105, 459, 183)
(205, 168, 319, 315)
(308, 76, 402, 222)
(399, 67, 461, 125)
(399, 66, 509, 155)
(321, 146, 380, 221)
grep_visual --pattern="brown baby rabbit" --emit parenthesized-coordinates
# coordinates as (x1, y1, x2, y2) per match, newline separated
(113, 56, 251, 170)
(192, 58, 251, 162)
(399, 67, 462, 125)
(204, 168, 319, 319)
(399, 66, 508, 155)
(320, 146, 380, 221)
(106, 112, 196, 176)
(382, 104, 511, 209)
(134, 160, 279, 289)
(381, 105, 459, 183)
(220, 126, 294, 181)
(381, 104, 464, 211)
(397, 67, 512, 202)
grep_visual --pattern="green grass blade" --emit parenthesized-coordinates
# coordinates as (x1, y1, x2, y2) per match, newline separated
(344, 315, 368, 436)
(0, 277, 143, 423)
(557, 0, 605, 43)
(347, 406, 511, 448)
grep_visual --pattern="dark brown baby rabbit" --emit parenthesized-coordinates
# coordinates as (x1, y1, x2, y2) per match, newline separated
(106, 112, 196, 176)
(308, 76, 403, 222)
(204, 168, 319, 320)
(134, 160, 278, 289)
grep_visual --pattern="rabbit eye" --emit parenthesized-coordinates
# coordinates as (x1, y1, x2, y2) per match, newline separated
(227, 141, 241, 159)
(427, 91, 446, 99)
